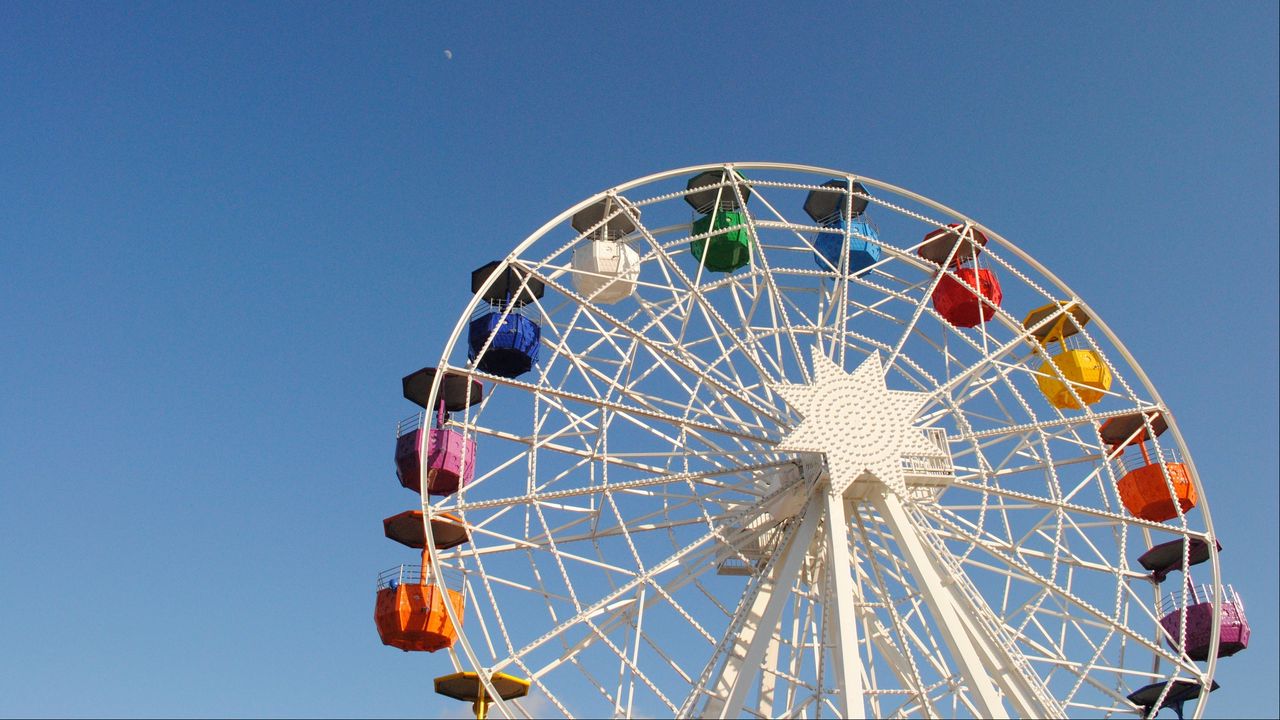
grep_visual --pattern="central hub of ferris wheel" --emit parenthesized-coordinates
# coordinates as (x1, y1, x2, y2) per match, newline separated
(772, 347, 952, 500)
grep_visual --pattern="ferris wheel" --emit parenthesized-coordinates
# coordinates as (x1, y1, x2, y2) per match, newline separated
(372, 163, 1250, 719)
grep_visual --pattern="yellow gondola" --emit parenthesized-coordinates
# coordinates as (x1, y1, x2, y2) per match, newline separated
(1024, 301, 1112, 409)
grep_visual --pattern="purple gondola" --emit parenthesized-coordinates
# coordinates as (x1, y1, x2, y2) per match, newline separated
(396, 367, 483, 496)
(1159, 583, 1251, 661)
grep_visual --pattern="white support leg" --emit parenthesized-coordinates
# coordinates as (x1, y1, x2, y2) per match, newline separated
(947, 600, 1057, 718)
(872, 490, 1011, 719)
(823, 489, 866, 720)
(903, 506, 1061, 715)
(702, 491, 823, 719)
(929, 541, 1062, 717)
(755, 631, 780, 719)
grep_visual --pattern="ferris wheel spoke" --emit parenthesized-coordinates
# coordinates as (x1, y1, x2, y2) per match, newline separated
(604, 367, 774, 454)
(916, 504, 1192, 675)
(967, 450, 1105, 487)
(1005, 487, 1127, 561)
(587, 614, 682, 714)
(471, 525, 642, 579)
(1058, 627, 1123, 710)
(672, 282, 721, 370)
(1056, 512, 1134, 575)
(954, 428, 1047, 476)
(705, 280, 805, 406)
(772, 290, 836, 364)
(449, 364, 773, 446)
(536, 339, 770, 445)
(1016, 425, 1105, 466)
(624, 222, 785, 393)
(540, 363, 757, 453)
(484, 487, 787, 674)
(954, 439, 1040, 484)
(460, 421, 662, 474)
(525, 544, 721, 688)
(942, 379, 1039, 460)
(953, 404, 1165, 445)
(842, 271, 931, 330)
(882, 224, 987, 373)
(629, 270, 755, 395)
(509, 566, 727, 702)
(930, 519, 1145, 582)
(926, 369, 1001, 419)
(723, 275, 810, 390)
(805, 279, 957, 396)
(922, 330, 1056, 410)
(625, 327, 778, 439)
(817, 277, 915, 360)
(947, 362, 1039, 430)
(735, 195, 815, 384)
(667, 358, 776, 444)
(534, 299, 624, 403)
(460, 563, 574, 605)
(456, 485, 756, 565)
(531, 266, 786, 427)
(947, 478, 1206, 537)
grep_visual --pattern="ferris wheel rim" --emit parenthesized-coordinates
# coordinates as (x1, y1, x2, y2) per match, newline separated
(409, 162, 1223, 719)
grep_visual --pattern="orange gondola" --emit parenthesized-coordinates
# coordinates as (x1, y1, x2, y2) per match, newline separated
(1100, 411, 1197, 522)
(374, 564, 465, 653)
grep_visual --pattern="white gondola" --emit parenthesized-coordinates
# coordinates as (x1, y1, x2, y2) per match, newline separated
(571, 239, 639, 304)
(569, 196, 640, 304)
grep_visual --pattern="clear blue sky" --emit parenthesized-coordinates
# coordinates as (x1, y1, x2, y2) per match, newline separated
(1, 2, 1275, 717)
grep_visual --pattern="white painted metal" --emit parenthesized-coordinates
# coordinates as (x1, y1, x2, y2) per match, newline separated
(410, 163, 1222, 719)
(907, 502, 1066, 717)
(822, 489, 867, 719)
(771, 349, 944, 499)
(873, 490, 1010, 718)
(702, 491, 822, 718)
(755, 629, 780, 719)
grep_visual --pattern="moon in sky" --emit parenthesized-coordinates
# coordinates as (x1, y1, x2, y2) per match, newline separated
(444, 49, 453, 60)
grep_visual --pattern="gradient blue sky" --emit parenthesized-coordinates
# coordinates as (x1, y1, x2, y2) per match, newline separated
(1, 2, 1276, 717)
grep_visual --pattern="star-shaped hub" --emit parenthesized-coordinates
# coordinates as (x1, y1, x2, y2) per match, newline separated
(772, 348, 942, 497)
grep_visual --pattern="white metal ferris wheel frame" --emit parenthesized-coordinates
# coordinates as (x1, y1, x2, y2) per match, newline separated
(408, 161, 1226, 719)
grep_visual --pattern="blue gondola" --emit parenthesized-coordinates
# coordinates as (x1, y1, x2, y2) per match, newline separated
(466, 262, 544, 378)
(813, 219, 881, 275)
(467, 303, 540, 378)
(804, 179, 879, 276)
